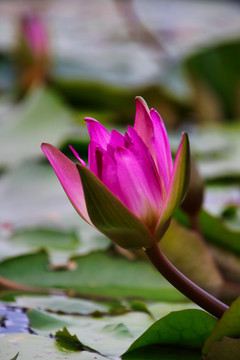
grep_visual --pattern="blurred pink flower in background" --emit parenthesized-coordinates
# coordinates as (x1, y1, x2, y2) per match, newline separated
(20, 13, 48, 59)
(16, 12, 50, 91)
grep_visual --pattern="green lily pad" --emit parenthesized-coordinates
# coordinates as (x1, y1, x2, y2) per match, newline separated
(0, 250, 187, 302)
(0, 334, 107, 360)
(28, 308, 153, 356)
(175, 209, 240, 256)
(125, 309, 217, 354)
(197, 124, 240, 181)
(204, 185, 240, 231)
(2, 228, 79, 265)
(0, 162, 110, 264)
(11, 295, 109, 315)
(27, 307, 212, 357)
(0, 87, 76, 168)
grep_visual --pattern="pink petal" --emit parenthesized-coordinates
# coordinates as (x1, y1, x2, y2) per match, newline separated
(69, 145, 86, 166)
(124, 132, 132, 147)
(88, 141, 106, 180)
(115, 146, 162, 231)
(77, 163, 155, 249)
(41, 143, 93, 225)
(127, 126, 164, 196)
(133, 97, 155, 155)
(109, 129, 125, 148)
(150, 109, 173, 193)
(101, 151, 124, 200)
(85, 118, 110, 149)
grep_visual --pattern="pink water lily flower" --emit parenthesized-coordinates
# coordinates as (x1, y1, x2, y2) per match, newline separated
(41, 97, 190, 249)
(21, 13, 48, 59)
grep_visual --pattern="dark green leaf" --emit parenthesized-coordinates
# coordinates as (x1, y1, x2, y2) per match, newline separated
(123, 345, 201, 360)
(125, 309, 217, 353)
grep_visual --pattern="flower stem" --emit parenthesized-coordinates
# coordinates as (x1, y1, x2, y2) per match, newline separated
(145, 240, 229, 319)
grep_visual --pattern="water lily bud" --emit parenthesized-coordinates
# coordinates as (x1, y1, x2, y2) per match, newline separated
(42, 97, 190, 249)
(181, 155, 204, 216)
(15, 12, 50, 91)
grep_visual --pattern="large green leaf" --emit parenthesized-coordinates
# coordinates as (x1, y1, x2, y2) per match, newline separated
(125, 309, 217, 353)
(0, 250, 187, 302)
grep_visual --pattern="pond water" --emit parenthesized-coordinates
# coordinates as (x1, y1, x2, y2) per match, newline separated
(0, 305, 31, 334)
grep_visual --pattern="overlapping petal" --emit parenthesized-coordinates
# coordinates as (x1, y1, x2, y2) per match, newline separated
(41, 143, 92, 225)
(150, 108, 173, 193)
(134, 97, 155, 157)
(115, 146, 161, 230)
(85, 118, 110, 149)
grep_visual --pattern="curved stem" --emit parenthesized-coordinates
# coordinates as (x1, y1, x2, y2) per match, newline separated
(145, 241, 229, 319)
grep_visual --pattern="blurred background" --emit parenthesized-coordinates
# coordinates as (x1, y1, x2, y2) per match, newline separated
(1, 0, 240, 124)
(0, 0, 240, 312)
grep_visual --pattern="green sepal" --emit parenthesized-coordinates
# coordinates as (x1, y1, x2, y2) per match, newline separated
(155, 132, 190, 240)
(77, 164, 155, 249)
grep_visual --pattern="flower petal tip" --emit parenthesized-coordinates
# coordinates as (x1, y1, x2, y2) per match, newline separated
(41, 142, 51, 154)
(84, 117, 98, 123)
(135, 96, 150, 111)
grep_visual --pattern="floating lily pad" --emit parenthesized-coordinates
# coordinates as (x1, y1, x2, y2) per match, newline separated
(11, 295, 109, 315)
(0, 162, 110, 264)
(0, 333, 106, 360)
(175, 209, 240, 256)
(0, 87, 75, 168)
(0, 250, 187, 302)
(28, 307, 153, 356)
